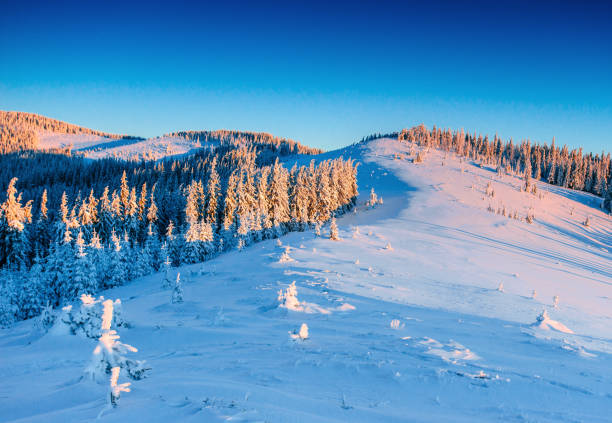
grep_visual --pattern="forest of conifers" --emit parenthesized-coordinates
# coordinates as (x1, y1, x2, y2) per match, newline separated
(0, 126, 358, 325)
(1, 112, 611, 327)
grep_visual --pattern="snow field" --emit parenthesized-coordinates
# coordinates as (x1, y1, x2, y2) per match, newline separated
(0, 137, 610, 422)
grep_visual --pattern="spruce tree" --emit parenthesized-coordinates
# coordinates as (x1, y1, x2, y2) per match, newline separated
(204, 156, 220, 227)
(71, 230, 97, 298)
(105, 230, 127, 289)
(329, 217, 339, 241)
(172, 273, 184, 304)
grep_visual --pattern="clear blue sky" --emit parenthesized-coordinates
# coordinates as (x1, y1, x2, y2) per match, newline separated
(1, 0, 611, 153)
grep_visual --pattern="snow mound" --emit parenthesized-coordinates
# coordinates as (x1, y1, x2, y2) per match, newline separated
(289, 323, 309, 341)
(336, 303, 356, 311)
(277, 282, 301, 311)
(278, 249, 294, 263)
(276, 282, 331, 314)
(417, 337, 480, 364)
(533, 310, 574, 334)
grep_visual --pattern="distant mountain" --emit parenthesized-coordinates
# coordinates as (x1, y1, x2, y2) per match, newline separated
(0, 111, 324, 160)
(0, 111, 139, 154)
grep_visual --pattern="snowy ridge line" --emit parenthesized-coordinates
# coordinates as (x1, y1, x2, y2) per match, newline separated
(363, 124, 612, 212)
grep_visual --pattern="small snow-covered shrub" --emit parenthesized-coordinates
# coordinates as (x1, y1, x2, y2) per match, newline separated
(389, 319, 404, 330)
(289, 323, 309, 340)
(161, 255, 173, 289)
(172, 273, 184, 304)
(55, 294, 127, 339)
(278, 281, 302, 311)
(486, 182, 495, 198)
(0, 299, 17, 329)
(329, 217, 340, 241)
(278, 247, 294, 263)
(85, 299, 149, 386)
(366, 188, 378, 208)
(497, 282, 504, 292)
(533, 309, 574, 334)
(37, 302, 56, 331)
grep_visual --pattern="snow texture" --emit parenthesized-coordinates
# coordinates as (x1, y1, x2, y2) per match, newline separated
(0, 137, 610, 422)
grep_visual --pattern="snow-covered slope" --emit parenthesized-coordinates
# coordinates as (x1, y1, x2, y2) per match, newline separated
(37, 132, 118, 150)
(80, 135, 216, 161)
(1, 138, 610, 422)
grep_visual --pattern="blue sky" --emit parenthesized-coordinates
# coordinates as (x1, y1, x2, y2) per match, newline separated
(1, 0, 611, 152)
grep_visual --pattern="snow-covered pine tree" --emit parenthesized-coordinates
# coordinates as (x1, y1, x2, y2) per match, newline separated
(31, 189, 52, 260)
(222, 170, 239, 249)
(172, 273, 184, 304)
(96, 187, 114, 242)
(88, 229, 105, 289)
(256, 167, 273, 239)
(236, 172, 253, 248)
(182, 181, 203, 264)
(198, 221, 214, 257)
(125, 187, 140, 242)
(237, 215, 251, 250)
(85, 298, 147, 401)
(165, 220, 182, 266)
(105, 230, 127, 289)
(329, 217, 340, 240)
(367, 188, 378, 208)
(0, 178, 32, 270)
(143, 223, 161, 271)
(204, 156, 220, 228)
(15, 254, 49, 319)
(119, 171, 130, 219)
(604, 182, 612, 213)
(269, 159, 290, 237)
(294, 167, 310, 230)
(524, 161, 532, 192)
(146, 190, 158, 225)
(70, 230, 98, 299)
(315, 163, 333, 223)
(161, 247, 173, 289)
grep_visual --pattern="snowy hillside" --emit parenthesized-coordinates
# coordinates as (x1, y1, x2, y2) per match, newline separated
(34, 132, 218, 160)
(1, 138, 610, 422)
(37, 132, 118, 150)
(80, 135, 216, 161)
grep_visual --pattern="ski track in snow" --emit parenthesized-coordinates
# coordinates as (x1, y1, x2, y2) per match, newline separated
(1, 138, 611, 422)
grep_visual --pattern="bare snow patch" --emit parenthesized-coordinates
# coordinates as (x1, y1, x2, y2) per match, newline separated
(417, 337, 480, 364)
